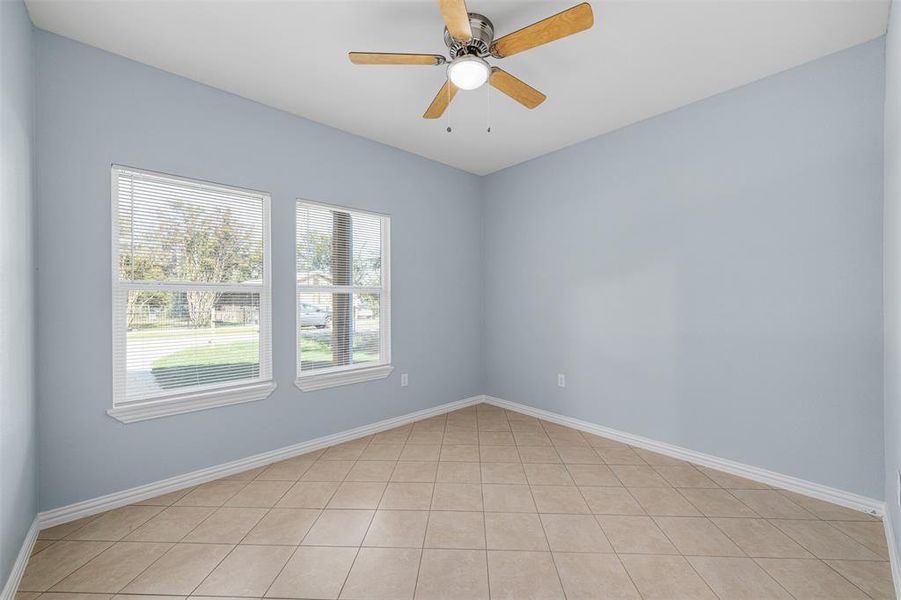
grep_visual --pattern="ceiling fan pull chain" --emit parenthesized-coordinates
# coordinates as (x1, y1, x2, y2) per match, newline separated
(487, 83, 491, 133)
(446, 82, 453, 133)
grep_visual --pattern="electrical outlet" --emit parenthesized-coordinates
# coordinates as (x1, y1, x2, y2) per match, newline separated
(401, 373, 409, 387)
(557, 374, 566, 388)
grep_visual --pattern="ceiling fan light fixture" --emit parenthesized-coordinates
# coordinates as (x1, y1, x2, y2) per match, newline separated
(447, 55, 490, 90)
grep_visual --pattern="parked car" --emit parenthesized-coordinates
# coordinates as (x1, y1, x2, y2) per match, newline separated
(355, 305, 374, 319)
(299, 303, 331, 328)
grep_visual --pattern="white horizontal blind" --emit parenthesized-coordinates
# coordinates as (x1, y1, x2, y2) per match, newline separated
(112, 166, 272, 406)
(296, 200, 390, 377)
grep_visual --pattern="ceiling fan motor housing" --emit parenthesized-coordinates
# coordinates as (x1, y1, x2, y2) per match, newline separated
(444, 13, 495, 58)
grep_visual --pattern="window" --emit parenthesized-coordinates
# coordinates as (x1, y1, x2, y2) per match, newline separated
(110, 166, 274, 422)
(296, 200, 391, 390)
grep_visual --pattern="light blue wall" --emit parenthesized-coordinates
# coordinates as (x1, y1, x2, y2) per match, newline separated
(482, 39, 886, 499)
(885, 0, 901, 561)
(34, 31, 483, 511)
(0, 0, 37, 587)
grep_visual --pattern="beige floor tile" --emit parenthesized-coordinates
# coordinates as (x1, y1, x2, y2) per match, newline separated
(770, 519, 884, 560)
(339, 547, 421, 600)
(566, 464, 620, 486)
(390, 461, 438, 483)
(30, 540, 56, 555)
(424, 511, 485, 549)
(224, 480, 293, 508)
(133, 488, 194, 506)
(755, 558, 869, 599)
(580, 487, 645, 515)
(688, 556, 791, 599)
(485, 513, 548, 550)
(478, 445, 520, 462)
(220, 466, 268, 482)
(124, 507, 216, 542)
(530, 486, 590, 514)
(695, 467, 769, 489)
(654, 466, 719, 488)
(628, 487, 702, 516)
(478, 421, 511, 433)
(480, 463, 527, 485)
(512, 432, 553, 447)
(175, 482, 247, 507)
(482, 484, 536, 513)
(371, 426, 412, 444)
(439, 445, 480, 462)
(596, 516, 678, 554)
(345, 461, 395, 482)
(779, 491, 878, 521)
(321, 442, 368, 462)
(50, 542, 171, 593)
(66, 506, 164, 541)
(597, 448, 647, 465)
(194, 545, 293, 597)
(406, 430, 444, 445)
(711, 518, 813, 558)
(479, 431, 515, 445)
(678, 488, 758, 517)
(553, 553, 640, 600)
(14, 593, 42, 600)
(620, 554, 716, 599)
(358, 444, 403, 461)
(121, 543, 233, 595)
(242, 508, 320, 545)
(487, 551, 564, 600)
(301, 460, 354, 482)
(549, 434, 589, 448)
(825, 559, 895, 599)
(523, 463, 574, 486)
(363, 510, 429, 548)
(610, 465, 668, 487)
(654, 516, 744, 556)
(583, 434, 630, 449)
(378, 482, 434, 510)
(729, 490, 816, 519)
(302, 510, 374, 546)
(33, 594, 113, 600)
(414, 549, 489, 600)
(275, 481, 339, 508)
(517, 446, 560, 463)
(181, 507, 266, 544)
(540, 514, 612, 552)
(326, 481, 386, 509)
(38, 517, 100, 541)
(266, 546, 357, 599)
(19, 541, 113, 591)
(556, 446, 603, 464)
(257, 458, 315, 481)
(399, 445, 440, 461)
(443, 428, 479, 445)
(430, 483, 483, 510)
(633, 449, 690, 466)
(435, 461, 480, 483)
(830, 520, 891, 558)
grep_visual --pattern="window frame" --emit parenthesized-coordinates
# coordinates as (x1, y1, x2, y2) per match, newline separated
(295, 199, 393, 391)
(108, 165, 275, 423)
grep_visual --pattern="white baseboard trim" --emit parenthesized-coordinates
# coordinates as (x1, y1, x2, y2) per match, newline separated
(885, 512, 901, 598)
(483, 395, 885, 517)
(1, 518, 38, 600)
(38, 395, 482, 529)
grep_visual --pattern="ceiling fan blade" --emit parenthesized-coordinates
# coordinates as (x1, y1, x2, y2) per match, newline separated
(439, 0, 473, 43)
(423, 80, 459, 119)
(491, 2, 594, 58)
(349, 52, 446, 65)
(490, 68, 546, 109)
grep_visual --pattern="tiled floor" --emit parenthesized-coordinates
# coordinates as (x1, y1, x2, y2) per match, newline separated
(16, 403, 896, 599)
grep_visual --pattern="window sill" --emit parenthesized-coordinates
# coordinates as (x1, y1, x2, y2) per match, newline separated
(295, 365, 394, 392)
(107, 381, 277, 423)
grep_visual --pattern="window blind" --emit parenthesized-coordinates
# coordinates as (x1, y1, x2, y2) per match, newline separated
(296, 201, 389, 377)
(112, 166, 272, 407)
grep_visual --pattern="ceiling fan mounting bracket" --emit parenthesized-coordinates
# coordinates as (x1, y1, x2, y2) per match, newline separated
(444, 13, 495, 58)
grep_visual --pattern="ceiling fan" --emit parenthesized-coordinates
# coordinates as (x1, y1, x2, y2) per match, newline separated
(348, 0, 594, 119)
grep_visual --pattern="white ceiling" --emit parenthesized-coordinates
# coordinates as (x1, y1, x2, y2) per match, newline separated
(27, 0, 889, 175)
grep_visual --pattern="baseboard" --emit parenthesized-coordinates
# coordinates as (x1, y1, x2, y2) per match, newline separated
(885, 512, 901, 598)
(38, 395, 482, 529)
(1, 518, 38, 600)
(484, 396, 885, 517)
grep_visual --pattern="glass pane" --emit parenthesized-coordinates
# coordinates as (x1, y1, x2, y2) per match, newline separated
(296, 203, 381, 287)
(298, 292, 381, 373)
(117, 170, 265, 284)
(125, 290, 261, 399)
